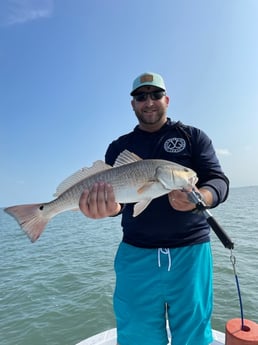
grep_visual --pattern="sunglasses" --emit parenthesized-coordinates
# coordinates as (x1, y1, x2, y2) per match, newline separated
(133, 90, 166, 102)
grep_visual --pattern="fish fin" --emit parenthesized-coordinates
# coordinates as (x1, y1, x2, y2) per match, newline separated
(54, 161, 112, 197)
(137, 182, 156, 194)
(133, 199, 152, 217)
(113, 150, 142, 167)
(155, 166, 174, 190)
(4, 203, 52, 242)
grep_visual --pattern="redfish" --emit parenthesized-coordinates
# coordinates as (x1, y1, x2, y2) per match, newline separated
(4, 150, 197, 242)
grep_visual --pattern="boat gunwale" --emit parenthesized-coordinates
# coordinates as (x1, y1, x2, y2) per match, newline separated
(75, 328, 225, 345)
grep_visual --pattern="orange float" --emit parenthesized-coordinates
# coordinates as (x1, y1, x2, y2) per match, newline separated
(226, 318, 258, 345)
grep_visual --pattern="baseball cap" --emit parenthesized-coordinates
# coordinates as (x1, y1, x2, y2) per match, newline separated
(130, 72, 166, 96)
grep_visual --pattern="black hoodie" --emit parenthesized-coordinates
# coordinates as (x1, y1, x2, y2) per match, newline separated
(105, 119, 229, 248)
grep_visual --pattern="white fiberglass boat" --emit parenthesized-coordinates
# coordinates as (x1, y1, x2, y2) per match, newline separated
(76, 327, 225, 345)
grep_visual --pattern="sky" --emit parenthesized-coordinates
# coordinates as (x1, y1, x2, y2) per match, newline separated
(1, 0, 258, 207)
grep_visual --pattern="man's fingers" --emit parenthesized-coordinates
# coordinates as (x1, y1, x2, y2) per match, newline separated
(79, 183, 121, 219)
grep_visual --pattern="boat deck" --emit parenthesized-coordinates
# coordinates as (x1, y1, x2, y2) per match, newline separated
(76, 328, 225, 345)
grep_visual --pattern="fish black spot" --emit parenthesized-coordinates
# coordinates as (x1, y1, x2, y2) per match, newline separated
(39, 205, 44, 211)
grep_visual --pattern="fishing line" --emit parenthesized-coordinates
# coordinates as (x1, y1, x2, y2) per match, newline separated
(188, 189, 248, 330)
(230, 250, 249, 331)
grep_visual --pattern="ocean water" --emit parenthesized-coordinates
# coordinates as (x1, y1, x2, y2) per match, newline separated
(1, 186, 258, 345)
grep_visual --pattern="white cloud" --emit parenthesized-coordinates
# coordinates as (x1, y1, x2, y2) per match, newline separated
(1, 0, 54, 25)
(215, 148, 232, 156)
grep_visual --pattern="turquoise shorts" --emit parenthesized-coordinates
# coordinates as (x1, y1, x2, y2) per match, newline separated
(114, 242, 213, 345)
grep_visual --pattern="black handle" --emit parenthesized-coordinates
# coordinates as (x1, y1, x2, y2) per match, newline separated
(206, 215, 234, 249)
(188, 190, 234, 250)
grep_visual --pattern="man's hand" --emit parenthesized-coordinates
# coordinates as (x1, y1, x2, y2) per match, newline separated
(79, 182, 121, 219)
(168, 188, 213, 211)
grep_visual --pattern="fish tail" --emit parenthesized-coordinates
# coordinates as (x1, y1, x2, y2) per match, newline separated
(4, 203, 52, 242)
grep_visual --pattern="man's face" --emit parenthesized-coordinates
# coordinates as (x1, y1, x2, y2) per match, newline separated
(131, 86, 169, 132)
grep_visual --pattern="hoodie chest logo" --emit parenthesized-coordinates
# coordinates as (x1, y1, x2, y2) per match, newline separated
(164, 138, 186, 153)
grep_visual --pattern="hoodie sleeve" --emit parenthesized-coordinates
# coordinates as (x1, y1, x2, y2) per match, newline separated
(191, 127, 229, 208)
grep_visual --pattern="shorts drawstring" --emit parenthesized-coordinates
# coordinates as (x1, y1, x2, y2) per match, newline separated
(158, 248, 171, 271)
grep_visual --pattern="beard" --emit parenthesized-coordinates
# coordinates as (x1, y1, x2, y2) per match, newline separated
(134, 107, 166, 126)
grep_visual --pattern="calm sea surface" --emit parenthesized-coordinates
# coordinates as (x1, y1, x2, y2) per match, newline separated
(1, 186, 258, 345)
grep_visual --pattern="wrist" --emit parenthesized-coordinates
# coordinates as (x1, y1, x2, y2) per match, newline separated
(199, 188, 213, 207)
(110, 203, 122, 217)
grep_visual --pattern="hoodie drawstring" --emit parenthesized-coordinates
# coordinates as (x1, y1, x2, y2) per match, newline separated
(158, 248, 171, 271)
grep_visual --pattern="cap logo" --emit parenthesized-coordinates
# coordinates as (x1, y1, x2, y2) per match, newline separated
(140, 74, 153, 83)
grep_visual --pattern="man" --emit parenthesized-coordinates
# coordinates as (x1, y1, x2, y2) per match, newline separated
(79, 72, 229, 345)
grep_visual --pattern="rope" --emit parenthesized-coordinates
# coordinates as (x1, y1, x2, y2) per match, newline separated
(230, 249, 246, 330)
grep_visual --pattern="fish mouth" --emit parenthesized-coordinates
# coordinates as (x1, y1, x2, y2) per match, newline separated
(188, 175, 198, 187)
(172, 169, 198, 190)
